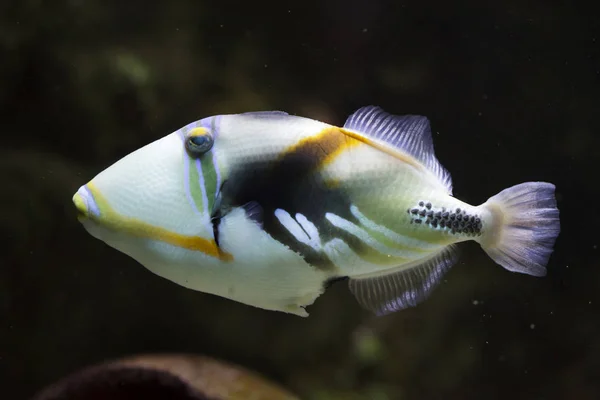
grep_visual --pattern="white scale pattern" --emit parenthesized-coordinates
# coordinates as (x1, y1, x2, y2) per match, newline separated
(274, 204, 441, 267)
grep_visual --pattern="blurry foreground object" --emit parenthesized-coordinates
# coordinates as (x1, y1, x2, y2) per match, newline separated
(32, 354, 299, 400)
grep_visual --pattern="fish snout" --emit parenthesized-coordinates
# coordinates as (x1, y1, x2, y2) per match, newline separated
(72, 185, 99, 220)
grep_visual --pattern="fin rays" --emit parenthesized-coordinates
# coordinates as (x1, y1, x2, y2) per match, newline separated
(348, 245, 459, 315)
(344, 106, 452, 193)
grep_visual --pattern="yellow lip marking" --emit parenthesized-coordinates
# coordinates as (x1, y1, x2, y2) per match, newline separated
(73, 192, 88, 219)
(85, 182, 233, 262)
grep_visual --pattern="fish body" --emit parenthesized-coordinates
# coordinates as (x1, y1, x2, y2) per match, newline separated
(73, 106, 560, 316)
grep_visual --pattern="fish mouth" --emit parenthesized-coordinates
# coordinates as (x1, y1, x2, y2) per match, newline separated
(73, 184, 100, 221)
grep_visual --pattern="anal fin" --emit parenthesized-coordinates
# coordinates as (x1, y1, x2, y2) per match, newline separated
(348, 246, 459, 315)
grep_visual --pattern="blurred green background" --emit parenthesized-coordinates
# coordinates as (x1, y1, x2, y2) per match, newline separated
(1, 0, 598, 399)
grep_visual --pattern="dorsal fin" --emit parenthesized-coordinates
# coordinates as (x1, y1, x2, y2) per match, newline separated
(240, 110, 289, 118)
(343, 106, 452, 193)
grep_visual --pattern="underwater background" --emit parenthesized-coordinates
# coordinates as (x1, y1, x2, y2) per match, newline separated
(1, 1, 598, 399)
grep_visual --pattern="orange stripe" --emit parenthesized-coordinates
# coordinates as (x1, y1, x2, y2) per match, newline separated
(317, 134, 363, 170)
(277, 126, 346, 161)
(339, 127, 422, 170)
(86, 182, 233, 261)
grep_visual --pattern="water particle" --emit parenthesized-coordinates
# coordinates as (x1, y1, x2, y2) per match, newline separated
(472, 300, 479, 305)
(530, 324, 535, 329)
(362, 28, 368, 33)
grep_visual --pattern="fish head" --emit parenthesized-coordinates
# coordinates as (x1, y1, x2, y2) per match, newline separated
(72, 116, 235, 286)
(71, 112, 330, 315)
(71, 111, 307, 248)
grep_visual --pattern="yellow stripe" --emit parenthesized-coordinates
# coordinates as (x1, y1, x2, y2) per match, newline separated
(278, 125, 422, 172)
(86, 182, 233, 261)
(277, 126, 343, 160)
(276, 126, 364, 169)
(339, 127, 422, 170)
(317, 135, 363, 170)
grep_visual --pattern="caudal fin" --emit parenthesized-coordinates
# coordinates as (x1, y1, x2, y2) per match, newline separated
(479, 182, 560, 277)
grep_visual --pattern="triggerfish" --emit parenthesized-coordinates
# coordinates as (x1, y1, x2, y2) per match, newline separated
(72, 106, 560, 316)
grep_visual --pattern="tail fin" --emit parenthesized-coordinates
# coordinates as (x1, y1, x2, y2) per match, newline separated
(479, 182, 560, 277)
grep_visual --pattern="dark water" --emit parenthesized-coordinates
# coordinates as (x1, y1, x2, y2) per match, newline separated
(1, 1, 598, 399)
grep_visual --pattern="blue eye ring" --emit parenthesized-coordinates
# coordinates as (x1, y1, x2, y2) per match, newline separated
(185, 128, 214, 156)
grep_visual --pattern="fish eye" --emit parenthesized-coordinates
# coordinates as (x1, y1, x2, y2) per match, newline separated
(185, 128, 214, 156)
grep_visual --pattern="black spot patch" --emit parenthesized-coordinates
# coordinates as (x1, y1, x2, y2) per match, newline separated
(408, 200, 483, 236)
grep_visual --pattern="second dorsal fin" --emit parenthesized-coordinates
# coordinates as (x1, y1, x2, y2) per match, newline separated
(343, 105, 452, 193)
(240, 110, 289, 118)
